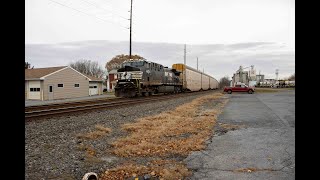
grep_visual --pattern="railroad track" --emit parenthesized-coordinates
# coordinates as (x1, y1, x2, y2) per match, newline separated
(25, 97, 122, 112)
(25, 90, 218, 120)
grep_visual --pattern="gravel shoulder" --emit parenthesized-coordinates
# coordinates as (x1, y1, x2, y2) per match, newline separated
(25, 90, 221, 180)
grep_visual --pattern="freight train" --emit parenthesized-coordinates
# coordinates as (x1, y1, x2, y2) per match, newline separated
(173, 63, 219, 91)
(114, 59, 219, 97)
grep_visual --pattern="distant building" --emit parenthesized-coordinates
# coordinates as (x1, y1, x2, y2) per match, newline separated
(86, 74, 104, 96)
(256, 74, 265, 84)
(258, 78, 276, 87)
(264, 79, 276, 84)
(107, 69, 118, 92)
(25, 66, 103, 101)
(248, 68, 256, 81)
(231, 65, 256, 86)
(232, 71, 249, 86)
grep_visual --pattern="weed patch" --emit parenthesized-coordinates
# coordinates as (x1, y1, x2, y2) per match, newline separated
(77, 124, 112, 140)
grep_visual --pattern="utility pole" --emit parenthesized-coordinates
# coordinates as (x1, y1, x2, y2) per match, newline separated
(197, 57, 198, 70)
(240, 71, 242, 83)
(184, 44, 186, 65)
(182, 44, 186, 90)
(129, 0, 133, 59)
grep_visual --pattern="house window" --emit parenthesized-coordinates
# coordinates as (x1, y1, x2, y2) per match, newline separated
(58, 84, 64, 87)
(74, 84, 80, 88)
(30, 88, 40, 92)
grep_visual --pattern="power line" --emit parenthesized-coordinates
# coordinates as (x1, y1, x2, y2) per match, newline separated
(184, 44, 186, 65)
(93, 0, 143, 23)
(78, 0, 129, 21)
(47, 0, 128, 29)
(52, 0, 140, 30)
(95, 0, 132, 14)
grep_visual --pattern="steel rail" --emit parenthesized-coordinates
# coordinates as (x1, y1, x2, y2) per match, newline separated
(25, 90, 218, 120)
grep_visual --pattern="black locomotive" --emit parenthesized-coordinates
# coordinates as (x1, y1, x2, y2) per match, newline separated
(114, 60, 182, 97)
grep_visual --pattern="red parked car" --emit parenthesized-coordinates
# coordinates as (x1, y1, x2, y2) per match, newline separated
(224, 84, 255, 94)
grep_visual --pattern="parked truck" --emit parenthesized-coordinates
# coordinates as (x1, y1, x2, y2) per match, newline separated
(223, 83, 255, 94)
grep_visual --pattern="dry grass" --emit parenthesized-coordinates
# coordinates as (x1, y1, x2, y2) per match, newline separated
(76, 124, 112, 140)
(78, 144, 103, 164)
(78, 144, 97, 157)
(111, 93, 227, 157)
(95, 124, 112, 133)
(99, 92, 228, 179)
(84, 155, 103, 163)
(99, 160, 191, 180)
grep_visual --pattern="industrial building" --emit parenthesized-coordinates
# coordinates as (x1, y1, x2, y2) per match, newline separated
(231, 65, 256, 87)
(230, 65, 294, 88)
(256, 74, 265, 84)
(25, 66, 103, 101)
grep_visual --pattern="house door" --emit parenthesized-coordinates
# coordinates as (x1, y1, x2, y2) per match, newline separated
(89, 84, 98, 96)
(48, 85, 53, 100)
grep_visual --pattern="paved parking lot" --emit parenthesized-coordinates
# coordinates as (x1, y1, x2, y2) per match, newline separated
(185, 90, 295, 179)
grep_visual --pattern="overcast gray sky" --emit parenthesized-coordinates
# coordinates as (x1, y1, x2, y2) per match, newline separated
(25, 0, 295, 80)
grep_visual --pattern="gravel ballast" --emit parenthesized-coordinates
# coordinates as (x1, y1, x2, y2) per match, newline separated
(25, 91, 222, 180)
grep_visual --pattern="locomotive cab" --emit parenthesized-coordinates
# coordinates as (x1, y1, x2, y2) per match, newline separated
(114, 60, 182, 97)
(115, 60, 145, 97)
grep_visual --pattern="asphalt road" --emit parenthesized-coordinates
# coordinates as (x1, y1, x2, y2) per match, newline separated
(185, 90, 295, 180)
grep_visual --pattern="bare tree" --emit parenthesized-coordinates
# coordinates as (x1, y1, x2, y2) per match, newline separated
(25, 61, 34, 69)
(70, 60, 106, 78)
(288, 73, 295, 81)
(105, 54, 145, 72)
(219, 76, 230, 89)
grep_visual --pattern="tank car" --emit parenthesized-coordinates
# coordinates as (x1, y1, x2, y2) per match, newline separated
(114, 60, 182, 97)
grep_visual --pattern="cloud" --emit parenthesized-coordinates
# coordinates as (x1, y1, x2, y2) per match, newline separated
(226, 42, 276, 50)
(25, 40, 295, 80)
